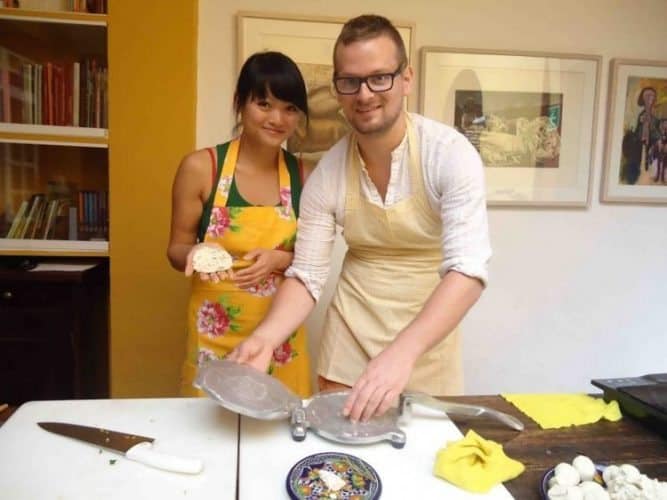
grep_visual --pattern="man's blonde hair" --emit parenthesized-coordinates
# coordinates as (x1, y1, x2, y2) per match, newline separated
(333, 15, 407, 74)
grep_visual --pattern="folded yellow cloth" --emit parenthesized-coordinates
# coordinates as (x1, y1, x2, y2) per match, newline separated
(501, 393, 622, 429)
(433, 429, 525, 493)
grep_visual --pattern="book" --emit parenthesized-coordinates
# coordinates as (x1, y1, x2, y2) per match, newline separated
(0, 46, 37, 124)
(41, 199, 65, 239)
(1, 49, 13, 122)
(5, 200, 29, 238)
(29, 200, 47, 239)
(72, 62, 80, 127)
(22, 63, 32, 124)
(68, 206, 78, 240)
(18, 194, 45, 239)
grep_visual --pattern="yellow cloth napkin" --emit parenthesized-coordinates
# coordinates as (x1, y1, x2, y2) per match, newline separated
(433, 429, 525, 493)
(502, 393, 622, 429)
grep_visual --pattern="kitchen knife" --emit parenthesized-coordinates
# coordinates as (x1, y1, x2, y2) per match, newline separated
(38, 422, 203, 474)
(400, 392, 525, 431)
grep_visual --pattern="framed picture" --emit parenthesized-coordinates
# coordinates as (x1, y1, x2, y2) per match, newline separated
(420, 48, 601, 207)
(237, 12, 414, 169)
(601, 59, 667, 204)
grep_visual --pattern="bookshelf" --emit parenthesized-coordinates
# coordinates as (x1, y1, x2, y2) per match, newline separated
(0, 5, 108, 256)
(1, 1, 198, 399)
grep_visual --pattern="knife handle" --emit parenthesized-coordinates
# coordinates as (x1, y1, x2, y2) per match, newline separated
(125, 442, 204, 474)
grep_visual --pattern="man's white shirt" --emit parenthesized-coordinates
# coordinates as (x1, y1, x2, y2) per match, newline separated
(286, 113, 492, 301)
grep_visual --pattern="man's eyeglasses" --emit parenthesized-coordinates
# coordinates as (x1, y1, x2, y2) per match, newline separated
(333, 66, 404, 95)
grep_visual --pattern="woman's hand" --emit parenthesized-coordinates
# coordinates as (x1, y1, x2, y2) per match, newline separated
(184, 242, 234, 283)
(233, 249, 292, 289)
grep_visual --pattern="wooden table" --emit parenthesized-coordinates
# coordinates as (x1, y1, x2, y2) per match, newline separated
(447, 396, 667, 499)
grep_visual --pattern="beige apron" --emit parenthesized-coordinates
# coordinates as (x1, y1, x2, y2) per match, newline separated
(317, 117, 463, 395)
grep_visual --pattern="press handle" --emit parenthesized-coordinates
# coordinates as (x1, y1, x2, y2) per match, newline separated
(125, 441, 204, 474)
(402, 392, 524, 431)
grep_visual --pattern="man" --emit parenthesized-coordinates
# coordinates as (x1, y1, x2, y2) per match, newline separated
(228, 14, 491, 422)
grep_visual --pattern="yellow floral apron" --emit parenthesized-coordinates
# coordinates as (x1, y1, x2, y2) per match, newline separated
(318, 117, 463, 395)
(181, 139, 312, 398)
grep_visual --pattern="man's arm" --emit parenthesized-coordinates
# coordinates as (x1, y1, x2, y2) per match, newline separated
(343, 271, 482, 421)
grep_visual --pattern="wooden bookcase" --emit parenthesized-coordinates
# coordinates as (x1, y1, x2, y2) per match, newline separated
(0, 6, 108, 257)
(1, 2, 198, 399)
(0, 5, 110, 405)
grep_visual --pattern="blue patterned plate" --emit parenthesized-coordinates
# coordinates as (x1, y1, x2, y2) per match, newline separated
(286, 451, 382, 500)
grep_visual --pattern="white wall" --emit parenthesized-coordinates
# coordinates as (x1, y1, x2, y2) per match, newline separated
(197, 0, 667, 394)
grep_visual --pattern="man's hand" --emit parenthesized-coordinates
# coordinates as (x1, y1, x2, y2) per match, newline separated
(233, 249, 291, 289)
(226, 335, 275, 372)
(342, 345, 416, 422)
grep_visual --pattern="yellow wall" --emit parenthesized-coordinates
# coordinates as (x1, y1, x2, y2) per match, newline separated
(108, 2, 198, 396)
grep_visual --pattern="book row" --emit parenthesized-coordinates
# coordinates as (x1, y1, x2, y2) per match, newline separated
(0, 47, 108, 128)
(4, 190, 108, 241)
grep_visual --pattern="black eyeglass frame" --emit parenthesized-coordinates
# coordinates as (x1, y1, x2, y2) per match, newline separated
(332, 65, 405, 95)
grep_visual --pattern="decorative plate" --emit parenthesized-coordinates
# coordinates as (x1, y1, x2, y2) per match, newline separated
(540, 464, 606, 499)
(286, 452, 382, 500)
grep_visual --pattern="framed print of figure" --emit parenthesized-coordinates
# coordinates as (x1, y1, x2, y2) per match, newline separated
(601, 59, 667, 204)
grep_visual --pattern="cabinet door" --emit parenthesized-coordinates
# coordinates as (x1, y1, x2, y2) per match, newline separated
(2, 335, 75, 404)
(0, 281, 75, 404)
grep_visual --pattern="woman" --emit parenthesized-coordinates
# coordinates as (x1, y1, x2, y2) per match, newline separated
(167, 51, 312, 398)
(622, 86, 661, 184)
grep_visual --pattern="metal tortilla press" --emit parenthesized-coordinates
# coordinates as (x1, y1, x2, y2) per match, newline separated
(194, 359, 523, 449)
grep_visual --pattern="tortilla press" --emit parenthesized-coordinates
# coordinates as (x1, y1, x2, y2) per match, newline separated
(194, 359, 523, 449)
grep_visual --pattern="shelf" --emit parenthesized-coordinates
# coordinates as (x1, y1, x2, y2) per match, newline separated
(0, 123, 108, 147)
(0, 10, 107, 65)
(0, 238, 108, 257)
(0, 7, 107, 26)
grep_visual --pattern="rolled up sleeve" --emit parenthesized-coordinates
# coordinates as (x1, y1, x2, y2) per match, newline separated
(285, 158, 339, 301)
(433, 134, 491, 286)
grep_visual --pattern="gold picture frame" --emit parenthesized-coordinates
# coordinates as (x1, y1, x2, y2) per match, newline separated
(237, 11, 414, 170)
(420, 47, 601, 207)
(601, 58, 667, 204)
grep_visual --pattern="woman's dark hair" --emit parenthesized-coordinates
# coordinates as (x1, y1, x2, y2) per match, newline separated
(637, 86, 656, 107)
(234, 51, 308, 119)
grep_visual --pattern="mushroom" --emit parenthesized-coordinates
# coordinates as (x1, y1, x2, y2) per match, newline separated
(573, 455, 597, 482)
(555, 463, 582, 487)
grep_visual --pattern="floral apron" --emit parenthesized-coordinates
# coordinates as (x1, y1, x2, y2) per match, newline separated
(318, 117, 463, 395)
(180, 139, 312, 398)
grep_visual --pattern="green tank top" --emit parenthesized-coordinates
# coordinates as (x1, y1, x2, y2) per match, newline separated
(197, 141, 303, 242)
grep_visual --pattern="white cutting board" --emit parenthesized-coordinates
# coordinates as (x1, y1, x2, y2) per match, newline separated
(238, 404, 515, 499)
(0, 398, 238, 500)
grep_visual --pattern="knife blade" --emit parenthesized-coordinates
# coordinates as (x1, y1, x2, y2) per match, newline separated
(38, 422, 203, 474)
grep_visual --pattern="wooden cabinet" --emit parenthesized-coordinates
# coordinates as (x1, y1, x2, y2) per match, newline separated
(0, 259, 109, 405)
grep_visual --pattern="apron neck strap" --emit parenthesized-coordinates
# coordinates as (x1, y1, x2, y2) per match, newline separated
(219, 138, 291, 210)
